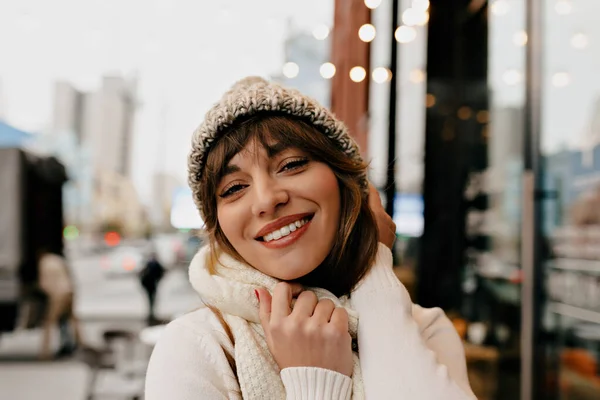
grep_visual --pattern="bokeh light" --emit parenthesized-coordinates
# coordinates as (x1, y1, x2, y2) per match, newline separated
(552, 72, 571, 87)
(372, 67, 392, 83)
(364, 0, 383, 10)
(571, 33, 589, 49)
(409, 69, 426, 83)
(502, 69, 522, 86)
(282, 62, 299, 78)
(395, 26, 417, 43)
(513, 31, 528, 46)
(349, 66, 367, 83)
(490, 0, 510, 16)
(358, 24, 376, 42)
(320, 62, 336, 79)
(313, 24, 330, 40)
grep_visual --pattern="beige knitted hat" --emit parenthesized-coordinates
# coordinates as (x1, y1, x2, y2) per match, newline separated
(188, 76, 366, 212)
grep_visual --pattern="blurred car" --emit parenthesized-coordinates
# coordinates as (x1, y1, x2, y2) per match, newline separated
(151, 234, 183, 268)
(177, 234, 204, 265)
(101, 246, 145, 278)
(153, 232, 205, 266)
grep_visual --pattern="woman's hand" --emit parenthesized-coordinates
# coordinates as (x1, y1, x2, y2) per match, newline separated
(369, 183, 396, 249)
(256, 283, 354, 377)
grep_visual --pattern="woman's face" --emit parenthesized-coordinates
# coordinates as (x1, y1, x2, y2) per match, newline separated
(216, 139, 341, 281)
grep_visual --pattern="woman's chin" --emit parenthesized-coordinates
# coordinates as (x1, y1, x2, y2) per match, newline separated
(271, 264, 316, 282)
(243, 238, 332, 281)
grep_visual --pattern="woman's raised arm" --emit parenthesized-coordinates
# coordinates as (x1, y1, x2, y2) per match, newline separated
(351, 244, 477, 399)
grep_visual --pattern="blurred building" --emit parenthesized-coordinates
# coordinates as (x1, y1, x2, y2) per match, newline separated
(0, 79, 6, 121)
(151, 172, 182, 231)
(93, 169, 146, 237)
(50, 77, 145, 236)
(80, 76, 137, 177)
(276, 29, 331, 108)
(53, 81, 86, 144)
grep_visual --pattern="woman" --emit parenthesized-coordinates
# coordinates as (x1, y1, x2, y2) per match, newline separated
(145, 77, 475, 399)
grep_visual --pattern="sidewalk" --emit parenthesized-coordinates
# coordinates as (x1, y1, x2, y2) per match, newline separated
(76, 267, 202, 322)
(0, 361, 90, 400)
(0, 268, 202, 399)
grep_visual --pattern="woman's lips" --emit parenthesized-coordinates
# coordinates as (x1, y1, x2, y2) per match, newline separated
(255, 212, 313, 238)
(259, 219, 312, 249)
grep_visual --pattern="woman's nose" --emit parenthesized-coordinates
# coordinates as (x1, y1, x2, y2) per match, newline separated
(251, 179, 289, 217)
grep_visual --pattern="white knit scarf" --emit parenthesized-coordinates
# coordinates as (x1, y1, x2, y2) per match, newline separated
(188, 245, 364, 399)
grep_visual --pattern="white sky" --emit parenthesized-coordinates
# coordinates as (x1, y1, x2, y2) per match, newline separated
(2, 0, 600, 201)
(0, 0, 333, 200)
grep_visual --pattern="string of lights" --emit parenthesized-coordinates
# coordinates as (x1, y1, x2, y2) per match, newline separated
(281, 0, 430, 84)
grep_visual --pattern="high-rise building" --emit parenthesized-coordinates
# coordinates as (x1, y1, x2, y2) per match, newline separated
(52, 81, 85, 143)
(80, 76, 137, 177)
(52, 76, 137, 177)
(50, 76, 141, 235)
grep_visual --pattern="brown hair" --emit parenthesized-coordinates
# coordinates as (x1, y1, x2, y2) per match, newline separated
(199, 114, 379, 297)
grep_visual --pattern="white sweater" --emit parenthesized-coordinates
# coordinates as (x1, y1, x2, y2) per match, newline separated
(145, 246, 476, 399)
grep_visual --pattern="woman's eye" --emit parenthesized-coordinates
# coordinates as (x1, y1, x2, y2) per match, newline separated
(280, 158, 309, 172)
(219, 184, 246, 198)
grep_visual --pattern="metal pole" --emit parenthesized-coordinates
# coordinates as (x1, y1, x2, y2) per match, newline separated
(385, 0, 399, 217)
(521, 0, 543, 399)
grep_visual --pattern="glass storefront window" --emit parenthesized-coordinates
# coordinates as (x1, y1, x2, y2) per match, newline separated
(456, 1, 528, 398)
(541, 1, 600, 399)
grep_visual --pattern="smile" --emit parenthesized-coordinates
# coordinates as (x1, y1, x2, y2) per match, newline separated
(255, 213, 314, 249)
(262, 217, 310, 242)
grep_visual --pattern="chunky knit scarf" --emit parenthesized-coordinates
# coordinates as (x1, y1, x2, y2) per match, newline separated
(188, 245, 364, 399)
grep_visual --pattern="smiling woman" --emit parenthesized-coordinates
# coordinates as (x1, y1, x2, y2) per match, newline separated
(145, 77, 476, 400)
(200, 115, 376, 295)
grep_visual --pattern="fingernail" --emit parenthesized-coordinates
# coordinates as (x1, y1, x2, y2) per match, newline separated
(254, 289, 260, 301)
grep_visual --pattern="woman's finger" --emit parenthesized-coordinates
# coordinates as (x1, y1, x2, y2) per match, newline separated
(271, 282, 293, 322)
(256, 288, 272, 330)
(330, 307, 349, 330)
(291, 290, 318, 318)
(287, 282, 305, 298)
(312, 298, 336, 323)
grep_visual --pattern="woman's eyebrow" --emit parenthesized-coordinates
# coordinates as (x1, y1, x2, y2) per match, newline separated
(222, 164, 240, 177)
(264, 142, 289, 158)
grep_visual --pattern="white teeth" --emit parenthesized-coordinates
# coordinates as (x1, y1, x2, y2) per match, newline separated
(262, 218, 309, 242)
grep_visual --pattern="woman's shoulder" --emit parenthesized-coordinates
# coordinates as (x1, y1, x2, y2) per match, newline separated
(148, 306, 237, 380)
(146, 307, 241, 399)
(162, 306, 233, 346)
(150, 306, 236, 363)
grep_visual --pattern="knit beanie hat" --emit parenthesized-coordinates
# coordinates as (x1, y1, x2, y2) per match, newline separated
(188, 76, 367, 214)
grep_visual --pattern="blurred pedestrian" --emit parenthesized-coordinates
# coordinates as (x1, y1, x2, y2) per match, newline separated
(37, 250, 82, 359)
(139, 251, 165, 325)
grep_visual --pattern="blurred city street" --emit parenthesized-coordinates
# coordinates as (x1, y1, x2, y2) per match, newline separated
(2, 0, 600, 398)
(0, 238, 202, 399)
